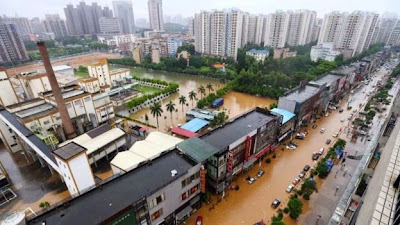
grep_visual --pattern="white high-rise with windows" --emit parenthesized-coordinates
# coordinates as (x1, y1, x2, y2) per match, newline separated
(226, 10, 244, 59)
(210, 11, 227, 57)
(263, 11, 289, 48)
(318, 11, 346, 46)
(194, 11, 211, 54)
(387, 20, 400, 46)
(286, 10, 317, 46)
(148, 0, 164, 31)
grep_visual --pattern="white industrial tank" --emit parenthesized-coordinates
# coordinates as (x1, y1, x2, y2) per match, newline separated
(1, 211, 26, 225)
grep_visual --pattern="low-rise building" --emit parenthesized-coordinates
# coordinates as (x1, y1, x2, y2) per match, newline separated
(246, 49, 269, 61)
(309, 74, 346, 110)
(88, 58, 131, 88)
(152, 49, 161, 64)
(37, 65, 74, 76)
(167, 37, 183, 56)
(273, 48, 297, 59)
(200, 107, 280, 193)
(310, 43, 341, 62)
(132, 47, 144, 64)
(0, 67, 19, 107)
(270, 108, 296, 142)
(77, 77, 101, 94)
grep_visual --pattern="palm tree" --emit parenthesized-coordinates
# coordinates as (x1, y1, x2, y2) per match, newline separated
(198, 85, 206, 99)
(166, 101, 176, 125)
(150, 102, 163, 129)
(206, 83, 214, 94)
(179, 95, 187, 112)
(189, 91, 197, 106)
(144, 114, 149, 126)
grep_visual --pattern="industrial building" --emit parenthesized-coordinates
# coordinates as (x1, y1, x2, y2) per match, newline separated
(87, 58, 131, 88)
(0, 67, 19, 107)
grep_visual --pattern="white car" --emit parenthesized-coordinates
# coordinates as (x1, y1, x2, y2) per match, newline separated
(318, 148, 325, 155)
(286, 184, 294, 193)
(351, 90, 354, 94)
(325, 113, 329, 117)
(248, 177, 256, 184)
(286, 145, 296, 150)
(333, 132, 339, 138)
(320, 128, 325, 133)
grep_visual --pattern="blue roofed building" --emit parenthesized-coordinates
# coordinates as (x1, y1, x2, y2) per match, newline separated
(270, 108, 296, 142)
(246, 49, 269, 62)
(180, 118, 209, 133)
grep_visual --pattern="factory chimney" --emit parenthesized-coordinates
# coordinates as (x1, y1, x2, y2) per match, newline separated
(37, 41, 76, 139)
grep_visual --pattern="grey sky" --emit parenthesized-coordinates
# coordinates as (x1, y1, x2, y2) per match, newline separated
(0, 0, 399, 20)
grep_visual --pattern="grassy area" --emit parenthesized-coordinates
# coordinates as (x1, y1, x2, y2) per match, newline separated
(74, 71, 89, 77)
(134, 85, 161, 95)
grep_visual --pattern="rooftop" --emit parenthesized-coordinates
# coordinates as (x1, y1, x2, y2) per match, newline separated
(177, 137, 220, 163)
(186, 109, 215, 121)
(14, 103, 57, 121)
(110, 68, 130, 74)
(52, 142, 86, 161)
(331, 66, 356, 76)
(201, 108, 276, 151)
(180, 118, 209, 133)
(270, 108, 295, 124)
(78, 77, 99, 83)
(89, 58, 108, 67)
(28, 150, 193, 225)
(309, 74, 342, 87)
(6, 98, 44, 110)
(281, 84, 321, 103)
(247, 49, 269, 54)
(171, 127, 199, 138)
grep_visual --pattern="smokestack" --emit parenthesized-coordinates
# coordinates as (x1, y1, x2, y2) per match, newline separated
(37, 41, 76, 139)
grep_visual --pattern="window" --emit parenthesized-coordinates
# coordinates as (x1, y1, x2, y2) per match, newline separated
(10, 143, 17, 147)
(84, 97, 91, 102)
(74, 100, 83, 107)
(149, 193, 165, 208)
(151, 208, 163, 221)
(43, 120, 50, 125)
(66, 103, 72, 108)
(181, 192, 187, 201)
(181, 184, 200, 201)
(181, 171, 200, 188)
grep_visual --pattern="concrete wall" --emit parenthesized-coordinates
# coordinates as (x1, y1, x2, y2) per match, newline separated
(69, 153, 95, 194)
(0, 119, 23, 153)
(56, 157, 78, 196)
(0, 71, 18, 107)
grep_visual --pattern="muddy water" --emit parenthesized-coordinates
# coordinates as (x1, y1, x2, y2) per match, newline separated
(129, 68, 276, 131)
(186, 98, 359, 225)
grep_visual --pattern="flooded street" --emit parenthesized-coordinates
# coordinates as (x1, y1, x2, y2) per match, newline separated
(128, 68, 276, 131)
(185, 68, 393, 225)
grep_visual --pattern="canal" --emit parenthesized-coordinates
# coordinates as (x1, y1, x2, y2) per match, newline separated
(128, 68, 276, 131)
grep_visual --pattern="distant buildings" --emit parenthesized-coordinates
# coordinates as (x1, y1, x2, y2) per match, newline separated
(246, 49, 269, 61)
(273, 48, 297, 59)
(42, 14, 68, 38)
(132, 47, 144, 64)
(310, 43, 341, 62)
(112, 0, 136, 34)
(99, 17, 122, 35)
(167, 37, 183, 56)
(0, 23, 29, 63)
(64, 2, 113, 35)
(148, 0, 165, 31)
(0, 16, 32, 40)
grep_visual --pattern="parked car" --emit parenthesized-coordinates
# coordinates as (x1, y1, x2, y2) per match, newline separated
(318, 148, 325, 155)
(289, 141, 298, 147)
(333, 132, 339, 138)
(286, 184, 294, 193)
(312, 153, 320, 160)
(312, 124, 318, 129)
(299, 171, 306, 178)
(248, 177, 256, 184)
(253, 220, 264, 225)
(320, 128, 325, 133)
(196, 216, 203, 225)
(325, 113, 329, 117)
(257, 170, 265, 178)
(303, 165, 311, 172)
(339, 108, 344, 113)
(286, 144, 296, 150)
(347, 105, 353, 110)
(295, 133, 305, 140)
(271, 199, 281, 208)
(293, 177, 301, 185)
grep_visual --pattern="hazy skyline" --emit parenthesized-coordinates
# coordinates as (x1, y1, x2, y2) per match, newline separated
(1, 0, 399, 20)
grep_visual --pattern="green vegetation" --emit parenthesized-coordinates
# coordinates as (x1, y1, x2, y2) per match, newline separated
(269, 103, 278, 109)
(150, 102, 163, 128)
(197, 81, 236, 109)
(134, 86, 161, 95)
(24, 40, 56, 50)
(210, 112, 229, 127)
(28, 46, 91, 60)
(300, 179, 317, 198)
(166, 101, 176, 124)
(133, 76, 168, 86)
(74, 65, 89, 77)
(392, 63, 400, 78)
(287, 197, 303, 219)
(177, 44, 195, 55)
(39, 201, 50, 209)
(315, 139, 346, 178)
(116, 114, 157, 128)
(178, 95, 187, 112)
(272, 212, 285, 225)
(336, 43, 384, 66)
(109, 58, 137, 67)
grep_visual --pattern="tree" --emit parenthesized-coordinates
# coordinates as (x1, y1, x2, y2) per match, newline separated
(144, 114, 149, 125)
(198, 85, 206, 99)
(210, 112, 228, 127)
(166, 101, 176, 125)
(178, 95, 187, 112)
(269, 103, 278, 109)
(316, 160, 330, 178)
(301, 179, 317, 197)
(189, 90, 197, 106)
(39, 201, 50, 209)
(271, 221, 285, 225)
(150, 102, 163, 128)
(288, 197, 303, 219)
(78, 65, 88, 73)
(206, 83, 214, 94)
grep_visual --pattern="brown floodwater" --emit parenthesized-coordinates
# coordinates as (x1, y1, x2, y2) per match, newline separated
(129, 68, 276, 131)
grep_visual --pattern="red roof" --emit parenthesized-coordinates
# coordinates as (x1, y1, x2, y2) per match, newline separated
(139, 126, 148, 132)
(171, 127, 198, 138)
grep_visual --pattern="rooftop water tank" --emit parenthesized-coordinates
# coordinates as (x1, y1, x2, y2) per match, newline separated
(1, 212, 26, 225)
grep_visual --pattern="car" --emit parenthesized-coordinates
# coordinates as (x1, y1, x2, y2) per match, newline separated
(286, 184, 294, 193)
(293, 177, 301, 185)
(325, 113, 329, 117)
(303, 165, 311, 172)
(286, 144, 296, 150)
(289, 141, 298, 147)
(295, 133, 305, 139)
(351, 90, 354, 94)
(312, 124, 318, 129)
(271, 199, 281, 208)
(318, 148, 325, 155)
(320, 128, 325, 133)
(339, 108, 344, 113)
(333, 132, 339, 138)
(196, 216, 203, 225)
(253, 220, 265, 225)
(299, 171, 306, 178)
(312, 153, 320, 160)
(248, 177, 256, 184)
(257, 170, 265, 178)
(359, 130, 367, 135)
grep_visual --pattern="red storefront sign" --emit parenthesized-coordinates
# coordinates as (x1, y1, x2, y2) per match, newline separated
(227, 150, 233, 173)
(200, 166, 206, 193)
(254, 144, 271, 159)
(244, 136, 252, 161)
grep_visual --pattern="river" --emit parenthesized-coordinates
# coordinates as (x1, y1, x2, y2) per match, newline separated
(128, 68, 277, 131)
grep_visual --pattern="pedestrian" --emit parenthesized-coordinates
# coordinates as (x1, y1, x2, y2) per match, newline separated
(335, 170, 339, 178)
(335, 186, 339, 196)
(344, 168, 348, 177)
(315, 215, 322, 224)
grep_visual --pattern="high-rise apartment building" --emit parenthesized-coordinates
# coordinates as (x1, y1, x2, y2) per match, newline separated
(112, 1, 136, 34)
(167, 37, 183, 56)
(42, 14, 68, 38)
(30, 17, 44, 34)
(64, 2, 113, 35)
(374, 18, 399, 44)
(264, 11, 289, 48)
(318, 11, 346, 46)
(148, 0, 164, 31)
(99, 17, 122, 35)
(387, 20, 400, 46)
(0, 16, 32, 39)
(285, 10, 316, 46)
(245, 15, 264, 46)
(0, 23, 29, 63)
(210, 11, 227, 57)
(226, 10, 244, 59)
(194, 11, 211, 54)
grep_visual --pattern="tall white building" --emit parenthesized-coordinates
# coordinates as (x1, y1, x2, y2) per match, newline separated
(210, 11, 227, 57)
(99, 17, 122, 35)
(246, 15, 264, 45)
(286, 10, 316, 46)
(194, 11, 211, 54)
(387, 20, 400, 46)
(112, 1, 136, 34)
(264, 11, 289, 48)
(167, 37, 183, 56)
(226, 10, 244, 59)
(318, 11, 346, 46)
(148, 0, 164, 31)
(374, 18, 399, 44)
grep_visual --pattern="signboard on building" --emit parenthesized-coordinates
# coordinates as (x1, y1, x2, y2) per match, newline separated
(200, 165, 206, 193)
(227, 150, 233, 173)
(254, 144, 271, 159)
(244, 136, 252, 161)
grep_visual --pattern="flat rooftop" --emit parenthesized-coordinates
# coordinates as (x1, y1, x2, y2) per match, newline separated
(52, 142, 86, 161)
(14, 103, 57, 121)
(309, 74, 342, 87)
(201, 108, 276, 151)
(28, 150, 193, 225)
(6, 98, 44, 110)
(177, 137, 219, 163)
(281, 85, 320, 103)
(331, 66, 356, 75)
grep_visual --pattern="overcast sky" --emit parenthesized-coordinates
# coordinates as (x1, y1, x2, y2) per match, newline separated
(1, 0, 399, 20)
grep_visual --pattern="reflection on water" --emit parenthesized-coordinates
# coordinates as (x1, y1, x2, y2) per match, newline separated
(129, 69, 277, 131)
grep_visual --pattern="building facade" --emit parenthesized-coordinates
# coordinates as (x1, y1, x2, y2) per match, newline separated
(99, 17, 122, 35)
(285, 10, 316, 46)
(167, 37, 183, 56)
(310, 43, 341, 62)
(0, 23, 29, 63)
(42, 14, 68, 38)
(112, 0, 136, 34)
(148, 0, 164, 31)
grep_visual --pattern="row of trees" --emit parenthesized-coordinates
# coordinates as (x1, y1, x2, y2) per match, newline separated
(315, 139, 346, 178)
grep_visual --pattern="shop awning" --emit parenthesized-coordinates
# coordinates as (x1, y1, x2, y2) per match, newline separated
(175, 205, 193, 220)
(190, 195, 201, 205)
(243, 158, 257, 169)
